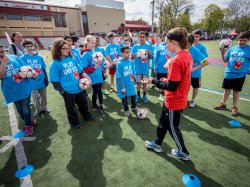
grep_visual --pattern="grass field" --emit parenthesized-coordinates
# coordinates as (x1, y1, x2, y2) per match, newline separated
(0, 41, 250, 187)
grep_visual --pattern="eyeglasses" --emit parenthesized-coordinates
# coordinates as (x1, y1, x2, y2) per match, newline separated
(61, 48, 70, 50)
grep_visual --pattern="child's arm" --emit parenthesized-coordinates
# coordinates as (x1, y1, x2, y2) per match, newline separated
(144, 78, 179, 92)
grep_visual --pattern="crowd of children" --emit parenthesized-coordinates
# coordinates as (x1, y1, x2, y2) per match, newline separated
(0, 29, 249, 161)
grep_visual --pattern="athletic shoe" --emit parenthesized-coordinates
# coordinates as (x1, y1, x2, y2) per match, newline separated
(143, 95, 148, 103)
(86, 115, 97, 121)
(231, 106, 238, 116)
(124, 110, 130, 116)
(136, 96, 141, 103)
(158, 95, 164, 102)
(171, 149, 190, 161)
(24, 126, 33, 136)
(109, 88, 115, 93)
(71, 123, 84, 129)
(214, 102, 227, 110)
(131, 107, 138, 112)
(42, 109, 51, 114)
(99, 106, 105, 115)
(92, 105, 100, 111)
(33, 111, 42, 117)
(144, 140, 163, 153)
(189, 100, 196, 108)
(101, 89, 109, 95)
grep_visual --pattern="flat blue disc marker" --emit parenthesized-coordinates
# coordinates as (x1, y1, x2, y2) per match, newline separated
(15, 165, 34, 178)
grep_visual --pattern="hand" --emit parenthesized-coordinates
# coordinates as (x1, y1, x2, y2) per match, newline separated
(88, 78, 92, 86)
(191, 67, 197, 72)
(0, 55, 8, 65)
(160, 77, 168, 82)
(146, 50, 151, 56)
(143, 78, 153, 84)
(121, 88, 126, 94)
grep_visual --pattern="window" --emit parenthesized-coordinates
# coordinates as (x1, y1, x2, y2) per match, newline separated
(24, 16, 39, 21)
(5, 14, 23, 20)
(0, 14, 4, 19)
(82, 15, 88, 23)
(54, 13, 67, 27)
(40, 16, 52, 21)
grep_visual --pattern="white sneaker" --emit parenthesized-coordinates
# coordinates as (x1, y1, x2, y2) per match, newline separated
(189, 100, 196, 108)
(124, 110, 130, 116)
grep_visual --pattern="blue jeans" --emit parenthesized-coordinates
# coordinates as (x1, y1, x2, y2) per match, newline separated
(14, 96, 32, 126)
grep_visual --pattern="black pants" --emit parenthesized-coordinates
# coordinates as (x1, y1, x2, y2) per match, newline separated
(62, 91, 91, 125)
(155, 106, 189, 155)
(121, 95, 136, 111)
(92, 83, 103, 106)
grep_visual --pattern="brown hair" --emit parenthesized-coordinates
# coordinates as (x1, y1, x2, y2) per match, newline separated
(23, 39, 34, 47)
(0, 44, 3, 49)
(11, 32, 21, 43)
(167, 27, 188, 50)
(51, 39, 71, 61)
(237, 31, 250, 40)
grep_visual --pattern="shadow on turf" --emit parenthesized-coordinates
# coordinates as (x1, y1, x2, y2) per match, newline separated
(184, 105, 250, 133)
(67, 112, 135, 187)
(147, 149, 223, 186)
(0, 114, 58, 187)
(181, 110, 250, 160)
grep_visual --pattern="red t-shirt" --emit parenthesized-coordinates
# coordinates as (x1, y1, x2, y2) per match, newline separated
(164, 50, 192, 110)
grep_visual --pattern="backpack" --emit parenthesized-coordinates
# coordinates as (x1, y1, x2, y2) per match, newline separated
(11, 44, 17, 55)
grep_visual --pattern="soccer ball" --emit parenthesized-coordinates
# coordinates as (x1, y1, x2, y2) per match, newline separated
(79, 78, 91, 90)
(92, 52, 104, 63)
(19, 66, 35, 79)
(137, 108, 147, 119)
(137, 49, 147, 63)
(103, 61, 111, 69)
(113, 58, 119, 66)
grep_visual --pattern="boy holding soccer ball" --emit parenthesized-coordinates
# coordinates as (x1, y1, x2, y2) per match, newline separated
(144, 28, 192, 161)
(116, 46, 137, 116)
(49, 40, 96, 129)
(0, 44, 35, 136)
(20, 40, 49, 116)
(131, 31, 153, 103)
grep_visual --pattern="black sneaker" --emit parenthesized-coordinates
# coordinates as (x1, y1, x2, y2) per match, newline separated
(86, 115, 97, 121)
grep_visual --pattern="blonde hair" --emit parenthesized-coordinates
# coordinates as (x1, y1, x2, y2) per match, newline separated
(84, 35, 96, 48)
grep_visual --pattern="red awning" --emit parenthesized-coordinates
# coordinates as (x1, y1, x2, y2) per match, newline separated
(0, 7, 52, 16)
(123, 24, 151, 29)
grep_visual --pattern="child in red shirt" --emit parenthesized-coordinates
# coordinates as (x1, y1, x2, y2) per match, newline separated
(144, 28, 192, 161)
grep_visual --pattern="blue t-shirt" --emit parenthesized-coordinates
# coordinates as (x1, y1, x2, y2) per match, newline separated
(153, 43, 170, 74)
(116, 58, 136, 98)
(20, 53, 46, 90)
(131, 43, 153, 75)
(71, 48, 81, 59)
(225, 45, 250, 79)
(94, 47, 107, 72)
(189, 46, 207, 78)
(119, 41, 124, 48)
(49, 56, 82, 94)
(194, 43, 208, 57)
(80, 50, 103, 85)
(105, 43, 121, 61)
(1, 54, 32, 104)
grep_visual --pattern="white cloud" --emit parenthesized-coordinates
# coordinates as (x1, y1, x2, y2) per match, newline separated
(48, 0, 231, 23)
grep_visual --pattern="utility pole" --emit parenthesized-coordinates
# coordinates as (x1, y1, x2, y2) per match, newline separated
(151, 0, 155, 33)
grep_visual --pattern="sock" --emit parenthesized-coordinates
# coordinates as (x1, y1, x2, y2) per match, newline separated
(137, 91, 140, 97)
(143, 92, 147, 97)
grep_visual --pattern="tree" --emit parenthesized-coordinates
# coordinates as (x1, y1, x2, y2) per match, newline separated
(155, 0, 193, 33)
(204, 4, 224, 35)
(224, 0, 250, 32)
(176, 8, 192, 32)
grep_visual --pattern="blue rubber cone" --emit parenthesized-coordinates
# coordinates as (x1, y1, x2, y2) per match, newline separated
(13, 131, 25, 139)
(182, 174, 201, 187)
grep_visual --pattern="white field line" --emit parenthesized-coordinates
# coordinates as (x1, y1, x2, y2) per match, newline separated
(8, 103, 33, 187)
(199, 88, 250, 102)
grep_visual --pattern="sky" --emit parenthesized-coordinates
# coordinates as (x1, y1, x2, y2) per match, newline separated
(49, 0, 231, 23)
